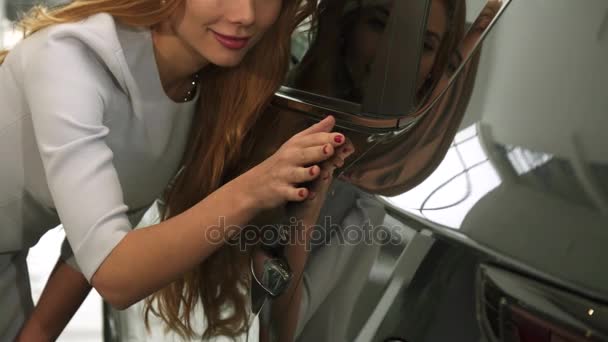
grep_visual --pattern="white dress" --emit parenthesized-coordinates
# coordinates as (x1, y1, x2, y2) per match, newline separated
(0, 13, 198, 340)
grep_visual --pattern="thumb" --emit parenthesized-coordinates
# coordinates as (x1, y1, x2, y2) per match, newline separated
(295, 115, 336, 137)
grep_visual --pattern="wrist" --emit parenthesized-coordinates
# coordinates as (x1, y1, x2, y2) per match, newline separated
(224, 172, 260, 217)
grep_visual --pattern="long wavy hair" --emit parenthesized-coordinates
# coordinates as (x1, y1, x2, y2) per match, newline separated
(1, 0, 315, 338)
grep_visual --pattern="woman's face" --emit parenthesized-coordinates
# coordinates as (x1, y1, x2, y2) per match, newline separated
(168, 0, 283, 67)
(344, 0, 448, 97)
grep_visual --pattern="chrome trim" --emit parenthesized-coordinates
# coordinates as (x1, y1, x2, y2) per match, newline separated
(273, 88, 400, 132)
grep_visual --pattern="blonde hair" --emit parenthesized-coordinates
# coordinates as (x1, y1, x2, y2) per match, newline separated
(1, 0, 316, 338)
(0, 0, 182, 63)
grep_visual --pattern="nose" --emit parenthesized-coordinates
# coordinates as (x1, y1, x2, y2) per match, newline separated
(226, 0, 256, 27)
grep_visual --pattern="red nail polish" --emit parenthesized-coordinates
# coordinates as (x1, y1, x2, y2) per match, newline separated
(309, 167, 315, 176)
(334, 135, 343, 143)
(299, 189, 306, 197)
(343, 147, 350, 153)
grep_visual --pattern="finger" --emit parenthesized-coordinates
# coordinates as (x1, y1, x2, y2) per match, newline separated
(286, 186, 310, 202)
(293, 115, 335, 138)
(332, 157, 346, 169)
(289, 144, 335, 166)
(287, 165, 321, 184)
(293, 132, 346, 149)
(337, 140, 356, 158)
(322, 147, 351, 169)
(318, 161, 339, 182)
(318, 149, 351, 179)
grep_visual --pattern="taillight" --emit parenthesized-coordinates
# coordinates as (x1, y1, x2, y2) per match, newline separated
(477, 265, 607, 342)
(505, 305, 590, 342)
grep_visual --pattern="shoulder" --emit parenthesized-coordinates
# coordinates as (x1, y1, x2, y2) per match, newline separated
(15, 13, 126, 86)
(21, 13, 122, 57)
(6, 13, 146, 102)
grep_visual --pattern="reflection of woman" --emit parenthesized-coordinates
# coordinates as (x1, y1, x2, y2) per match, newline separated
(290, 0, 465, 105)
(343, 56, 479, 195)
(344, 1, 502, 195)
(0, 0, 361, 340)
(284, 0, 467, 195)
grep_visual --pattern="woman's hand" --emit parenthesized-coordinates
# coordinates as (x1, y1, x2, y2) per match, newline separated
(237, 115, 346, 211)
(288, 138, 355, 224)
(267, 140, 355, 342)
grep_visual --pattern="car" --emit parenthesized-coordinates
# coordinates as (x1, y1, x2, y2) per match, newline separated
(260, 0, 608, 341)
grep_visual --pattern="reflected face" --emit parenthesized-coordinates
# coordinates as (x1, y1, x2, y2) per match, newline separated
(343, 1, 504, 193)
(167, 0, 282, 67)
(343, 0, 449, 99)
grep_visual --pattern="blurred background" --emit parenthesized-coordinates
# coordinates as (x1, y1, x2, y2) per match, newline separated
(1, 2, 103, 340)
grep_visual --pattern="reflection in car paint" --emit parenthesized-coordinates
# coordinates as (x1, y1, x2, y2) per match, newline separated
(384, 124, 502, 228)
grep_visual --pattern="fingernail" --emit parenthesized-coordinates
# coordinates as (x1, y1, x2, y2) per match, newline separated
(309, 167, 316, 176)
(334, 135, 343, 143)
(323, 145, 329, 154)
(299, 189, 306, 197)
(342, 147, 350, 153)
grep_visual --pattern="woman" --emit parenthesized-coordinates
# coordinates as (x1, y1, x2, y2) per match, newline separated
(0, 0, 353, 340)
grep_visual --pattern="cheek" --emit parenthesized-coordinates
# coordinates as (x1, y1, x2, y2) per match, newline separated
(347, 24, 380, 74)
(359, 30, 382, 64)
(183, 0, 219, 22)
(255, 0, 283, 30)
(417, 53, 438, 86)
(171, 0, 216, 36)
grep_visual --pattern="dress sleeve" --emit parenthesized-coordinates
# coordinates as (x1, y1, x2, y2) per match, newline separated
(60, 237, 81, 272)
(23, 35, 132, 282)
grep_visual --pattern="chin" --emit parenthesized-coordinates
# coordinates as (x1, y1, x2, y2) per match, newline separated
(208, 52, 247, 68)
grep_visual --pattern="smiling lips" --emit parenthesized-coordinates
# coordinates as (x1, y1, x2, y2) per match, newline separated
(212, 31, 251, 50)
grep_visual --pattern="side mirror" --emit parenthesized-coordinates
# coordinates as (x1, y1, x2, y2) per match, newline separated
(265, 0, 511, 195)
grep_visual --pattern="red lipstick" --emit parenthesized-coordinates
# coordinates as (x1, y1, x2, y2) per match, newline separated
(212, 31, 250, 50)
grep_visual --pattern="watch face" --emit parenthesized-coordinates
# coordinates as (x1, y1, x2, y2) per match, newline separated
(251, 248, 292, 301)
(261, 258, 292, 297)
